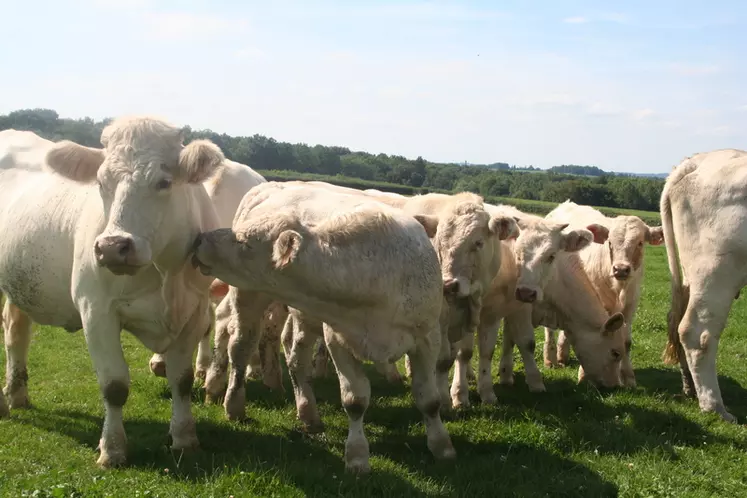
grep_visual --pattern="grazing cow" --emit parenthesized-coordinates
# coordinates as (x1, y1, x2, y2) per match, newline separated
(0, 118, 224, 467)
(451, 204, 626, 406)
(191, 181, 456, 473)
(542, 200, 664, 387)
(661, 149, 747, 423)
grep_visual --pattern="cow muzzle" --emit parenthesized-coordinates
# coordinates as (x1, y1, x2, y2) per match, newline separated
(612, 263, 632, 280)
(190, 233, 215, 276)
(443, 276, 470, 298)
(515, 286, 538, 303)
(94, 235, 144, 275)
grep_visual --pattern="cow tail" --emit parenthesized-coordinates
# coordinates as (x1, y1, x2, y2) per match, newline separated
(661, 160, 697, 365)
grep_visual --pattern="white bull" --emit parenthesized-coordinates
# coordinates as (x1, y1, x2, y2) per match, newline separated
(661, 148, 747, 423)
(0, 118, 224, 468)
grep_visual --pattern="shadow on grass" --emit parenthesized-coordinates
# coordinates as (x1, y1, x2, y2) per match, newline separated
(634, 366, 747, 421)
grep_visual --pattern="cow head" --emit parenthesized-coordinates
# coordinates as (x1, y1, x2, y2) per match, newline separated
(424, 195, 519, 299)
(565, 312, 627, 388)
(605, 216, 664, 281)
(512, 217, 608, 303)
(45, 116, 224, 276)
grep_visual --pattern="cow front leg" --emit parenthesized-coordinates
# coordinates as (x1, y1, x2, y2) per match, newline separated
(409, 325, 456, 462)
(194, 327, 213, 382)
(543, 327, 557, 368)
(557, 330, 571, 366)
(507, 317, 545, 392)
(224, 290, 271, 421)
(450, 332, 474, 409)
(323, 325, 372, 474)
(282, 310, 324, 432)
(3, 302, 32, 409)
(81, 309, 130, 468)
(374, 361, 403, 384)
(205, 297, 232, 404)
(256, 301, 287, 392)
(478, 316, 502, 403)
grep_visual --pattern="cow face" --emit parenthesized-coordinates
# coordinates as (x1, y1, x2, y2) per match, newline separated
(45, 117, 224, 276)
(429, 202, 519, 299)
(566, 312, 627, 388)
(512, 218, 608, 303)
(606, 216, 664, 281)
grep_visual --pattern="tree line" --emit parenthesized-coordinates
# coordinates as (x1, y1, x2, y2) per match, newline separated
(0, 108, 666, 212)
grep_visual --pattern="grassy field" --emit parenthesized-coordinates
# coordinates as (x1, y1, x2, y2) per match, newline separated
(1, 244, 746, 497)
(258, 170, 662, 225)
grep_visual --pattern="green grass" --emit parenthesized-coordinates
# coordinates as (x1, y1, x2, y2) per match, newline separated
(257, 170, 662, 225)
(1, 245, 746, 497)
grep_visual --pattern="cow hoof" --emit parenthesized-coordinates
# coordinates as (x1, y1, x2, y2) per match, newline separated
(451, 394, 470, 410)
(262, 375, 284, 392)
(622, 377, 637, 389)
(430, 440, 457, 461)
(479, 391, 498, 405)
(301, 421, 326, 434)
(0, 398, 9, 418)
(9, 394, 31, 410)
(195, 369, 207, 381)
(528, 383, 546, 393)
(172, 438, 201, 454)
(714, 407, 737, 424)
(204, 391, 225, 405)
(244, 367, 262, 381)
(97, 451, 127, 469)
(150, 360, 167, 378)
(345, 458, 371, 475)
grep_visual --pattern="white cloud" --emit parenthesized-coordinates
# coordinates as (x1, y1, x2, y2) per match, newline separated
(235, 47, 267, 60)
(669, 63, 721, 76)
(631, 108, 655, 120)
(142, 11, 249, 42)
(563, 16, 588, 24)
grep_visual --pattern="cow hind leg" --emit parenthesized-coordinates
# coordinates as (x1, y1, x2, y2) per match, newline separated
(409, 326, 456, 462)
(506, 317, 545, 392)
(679, 282, 737, 423)
(324, 325, 373, 474)
(311, 338, 330, 379)
(282, 312, 324, 433)
(374, 361, 403, 384)
(194, 328, 213, 382)
(256, 302, 287, 392)
(3, 302, 33, 409)
(478, 317, 502, 403)
(619, 324, 636, 388)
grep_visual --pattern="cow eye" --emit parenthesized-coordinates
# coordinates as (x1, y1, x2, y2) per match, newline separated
(474, 240, 484, 250)
(547, 254, 555, 263)
(611, 349, 621, 360)
(156, 178, 173, 191)
(638, 241, 643, 247)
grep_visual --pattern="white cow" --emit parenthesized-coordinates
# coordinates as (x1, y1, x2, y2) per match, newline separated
(451, 204, 626, 406)
(0, 118, 224, 467)
(192, 181, 456, 473)
(146, 157, 284, 386)
(543, 200, 664, 387)
(661, 148, 747, 422)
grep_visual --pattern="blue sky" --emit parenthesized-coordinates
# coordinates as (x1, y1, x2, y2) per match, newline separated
(2, 0, 745, 173)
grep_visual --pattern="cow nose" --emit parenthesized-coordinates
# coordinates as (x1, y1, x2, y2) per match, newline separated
(515, 287, 537, 303)
(443, 278, 459, 295)
(94, 236, 134, 265)
(612, 264, 631, 279)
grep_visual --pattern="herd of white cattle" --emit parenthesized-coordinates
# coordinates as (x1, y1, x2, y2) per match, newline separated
(0, 115, 743, 475)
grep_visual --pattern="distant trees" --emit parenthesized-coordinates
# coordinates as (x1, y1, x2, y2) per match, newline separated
(0, 108, 665, 212)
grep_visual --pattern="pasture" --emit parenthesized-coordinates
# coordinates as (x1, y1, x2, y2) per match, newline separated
(1, 244, 746, 497)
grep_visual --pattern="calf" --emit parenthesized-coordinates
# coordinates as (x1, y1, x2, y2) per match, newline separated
(451, 204, 626, 406)
(661, 148, 747, 423)
(191, 182, 456, 473)
(0, 119, 223, 467)
(543, 201, 663, 387)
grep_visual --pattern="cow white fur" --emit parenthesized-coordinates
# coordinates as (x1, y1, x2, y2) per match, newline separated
(0, 119, 223, 468)
(543, 200, 663, 387)
(451, 204, 627, 407)
(661, 148, 747, 423)
(191, 181, 456, 473)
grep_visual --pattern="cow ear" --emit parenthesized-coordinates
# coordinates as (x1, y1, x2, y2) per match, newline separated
(413, 214, 439, 238)
(273, 230, 302, 269)
(646, 226, 665, 245)
(586, 223, 609, 244)
(179, 139, 225, 184)
(561, 229, 593, 253)
(603, 312, 625, 336)
(489, 216, 520, 240)
(45, 141, 105, 183)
